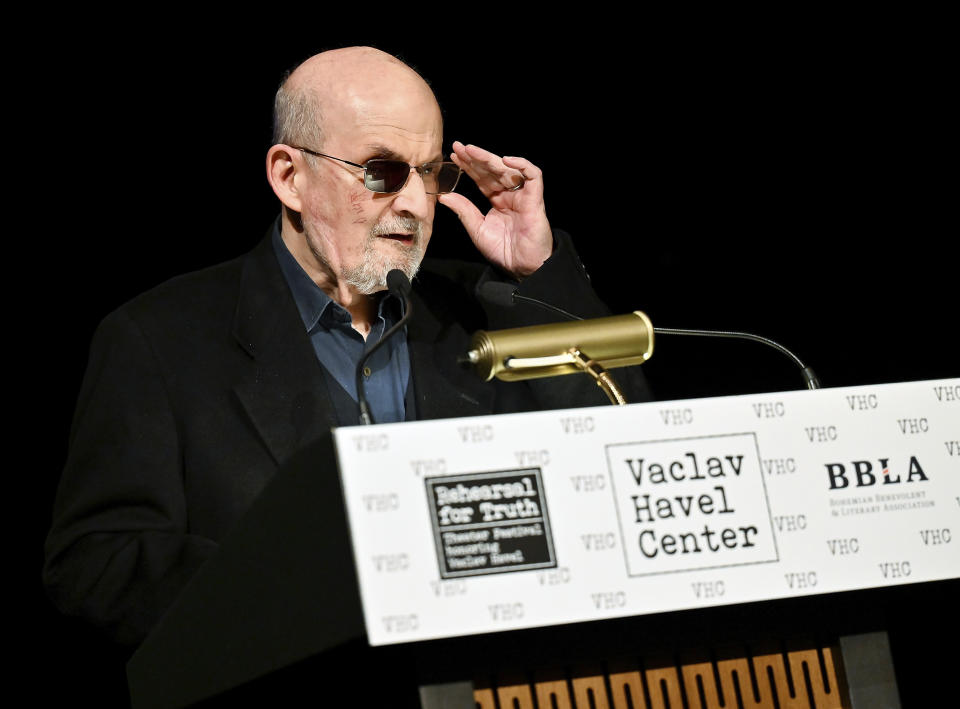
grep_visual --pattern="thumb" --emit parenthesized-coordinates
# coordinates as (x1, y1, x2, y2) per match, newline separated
(438, 193, 485, 242)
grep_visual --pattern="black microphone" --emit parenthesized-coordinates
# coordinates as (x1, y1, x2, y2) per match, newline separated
(356, 270, 414, 425)
(479, 283, 820, 390)
(386, 269, 413, 299)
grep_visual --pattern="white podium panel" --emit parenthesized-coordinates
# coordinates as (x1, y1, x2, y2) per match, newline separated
(333, 379, 959, 646)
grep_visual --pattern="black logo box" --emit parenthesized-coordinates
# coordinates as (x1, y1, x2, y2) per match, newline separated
(425, 468, 557, 579)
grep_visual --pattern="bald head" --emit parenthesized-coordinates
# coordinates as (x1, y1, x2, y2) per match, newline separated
(273, 47, 441, 152)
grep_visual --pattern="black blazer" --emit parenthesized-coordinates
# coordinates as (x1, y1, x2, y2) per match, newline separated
(44, 226, 651, 645)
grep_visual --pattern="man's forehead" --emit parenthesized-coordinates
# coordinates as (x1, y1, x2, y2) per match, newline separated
(328, 95, 443, 159)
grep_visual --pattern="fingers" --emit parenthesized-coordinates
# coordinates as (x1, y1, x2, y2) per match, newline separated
(501, 154, 543, 191)
(451, 141, 540, 196)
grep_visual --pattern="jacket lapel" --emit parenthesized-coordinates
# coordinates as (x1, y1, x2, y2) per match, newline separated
(407, 279, 494, 421)
(232, 233, 338, 467)
(232, 230, 495, 463)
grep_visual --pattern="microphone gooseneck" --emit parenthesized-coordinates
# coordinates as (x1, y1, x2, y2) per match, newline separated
(477, 285, 820, 390)
(357, 270, 414, 425)
(652, 327, 821, 389)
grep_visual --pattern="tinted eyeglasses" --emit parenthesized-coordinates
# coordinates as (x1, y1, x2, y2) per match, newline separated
(293, 147, 462, 194)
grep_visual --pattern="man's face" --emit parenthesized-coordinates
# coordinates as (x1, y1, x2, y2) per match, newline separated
(295, 83, 444, 294)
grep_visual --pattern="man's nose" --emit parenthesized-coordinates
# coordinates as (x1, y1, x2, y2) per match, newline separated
(391, 169, 431, 220)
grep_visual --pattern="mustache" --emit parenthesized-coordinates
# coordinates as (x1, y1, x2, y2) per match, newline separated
(370, 217, 423, 240)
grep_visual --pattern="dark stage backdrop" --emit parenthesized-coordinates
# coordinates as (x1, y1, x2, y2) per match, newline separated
(35, 32, 954, 706)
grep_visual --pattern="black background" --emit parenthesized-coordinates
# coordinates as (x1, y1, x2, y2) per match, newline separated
(32, 23, 955, 706)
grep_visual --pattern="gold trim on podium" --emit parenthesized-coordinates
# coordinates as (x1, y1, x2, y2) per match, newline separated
(472, 643, 847, 708)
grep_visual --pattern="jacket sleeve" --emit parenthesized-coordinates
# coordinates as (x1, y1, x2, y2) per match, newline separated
(43, 307, 219, 646)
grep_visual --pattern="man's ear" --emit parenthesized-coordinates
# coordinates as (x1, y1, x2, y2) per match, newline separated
(266, 144, 305, 213)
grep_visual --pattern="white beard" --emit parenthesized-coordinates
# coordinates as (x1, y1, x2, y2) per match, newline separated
(342, 217, 425, 294)
(304, 215, 426, 295)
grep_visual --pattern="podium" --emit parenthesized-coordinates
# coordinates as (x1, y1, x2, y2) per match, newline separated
(124, 433, 406, 707)
(127, 380, 958, 707)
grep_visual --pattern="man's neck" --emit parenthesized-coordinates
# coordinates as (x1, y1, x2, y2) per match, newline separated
(280, 220, 378, 339)
(341, 295, 377, 339)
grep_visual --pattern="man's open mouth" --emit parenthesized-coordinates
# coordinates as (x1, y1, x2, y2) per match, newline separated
(380, 233, 415, 245)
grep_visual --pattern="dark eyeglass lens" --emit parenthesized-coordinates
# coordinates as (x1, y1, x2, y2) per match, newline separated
(364, 160, 461, 194)
(433, 164, 461, 194)
(364, 160, 409, 193)
(419, 163, 456, 194)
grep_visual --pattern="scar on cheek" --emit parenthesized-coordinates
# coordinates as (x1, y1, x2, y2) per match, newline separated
(353, 218, 367, 224)
(349, 190, 366, 214)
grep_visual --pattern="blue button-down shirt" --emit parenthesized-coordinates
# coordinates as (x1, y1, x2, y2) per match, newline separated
(272, 227, 410, 424)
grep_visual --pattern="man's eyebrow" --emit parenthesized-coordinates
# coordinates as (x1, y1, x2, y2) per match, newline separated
(363, 144, 404, 161)
(363, 144, 444, 164)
